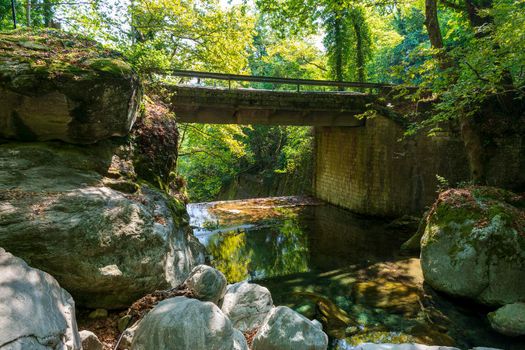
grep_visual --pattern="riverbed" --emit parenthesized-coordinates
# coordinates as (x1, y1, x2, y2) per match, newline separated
(187, 196, 525, 350)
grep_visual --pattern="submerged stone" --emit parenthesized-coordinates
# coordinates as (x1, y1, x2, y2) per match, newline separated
(488, 303, 525, 337)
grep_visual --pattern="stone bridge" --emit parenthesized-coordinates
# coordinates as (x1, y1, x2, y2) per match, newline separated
(165, 86, 374, 127)
(159, 71, 470, 217)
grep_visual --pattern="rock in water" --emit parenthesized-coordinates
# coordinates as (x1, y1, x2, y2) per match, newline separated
(252, 306, 329, 350)
(488, 303, 525, 336)
(131, 296, 236, 350)
(185, 265, 227, 304)
(79, 330, 103, 350)
(0, 248, 81, 350)
(420, 187, 525, 306)
(0, 142, 205, 309)
(220, 281, 274, 332)
(0, 30, 142, 144)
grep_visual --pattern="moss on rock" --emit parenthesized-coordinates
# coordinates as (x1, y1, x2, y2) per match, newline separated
(421, 186, 525, 306)
(0, 28, 142, 144)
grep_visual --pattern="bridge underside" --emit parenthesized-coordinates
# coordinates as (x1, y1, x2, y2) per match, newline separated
(166, 86, 375, 126)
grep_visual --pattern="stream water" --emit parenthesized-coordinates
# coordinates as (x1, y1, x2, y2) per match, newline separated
(187, 196, 525, 350)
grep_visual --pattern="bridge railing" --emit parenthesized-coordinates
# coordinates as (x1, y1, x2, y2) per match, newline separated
(150, 69, 401, 93)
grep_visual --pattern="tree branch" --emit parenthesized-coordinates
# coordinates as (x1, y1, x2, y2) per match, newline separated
(464, 61, 490, 82)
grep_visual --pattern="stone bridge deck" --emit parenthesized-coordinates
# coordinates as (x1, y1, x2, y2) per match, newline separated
(164, 85, 377, 126)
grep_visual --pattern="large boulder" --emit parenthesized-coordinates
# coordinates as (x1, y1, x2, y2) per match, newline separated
(0, 142, 205, 309)
(0, 248, 81, 350)
(488, 303, 525, 337)
(131, 296, 236, 350)
(0, 29, 141, 144)
(420, 187, 525, 306)
(184, 265, 227, 304)
(221, 281, 274, 332)
(252, 306, 329, 350)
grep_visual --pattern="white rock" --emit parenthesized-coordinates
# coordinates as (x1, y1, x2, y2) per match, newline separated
(221, 281, 274, 332)
(233, 329, 249, 350)
(252, 306, 328, 350)
(79, 330, 102, 350)
(0, 248, 81, 350)
(118, 322, 140, 350)
(131, 296, 235, 350)
(311, 319, 323, 330)
(185, 265, 227, 304)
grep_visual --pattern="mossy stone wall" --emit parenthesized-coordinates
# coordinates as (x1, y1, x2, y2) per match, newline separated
(313, 116, 471, 217)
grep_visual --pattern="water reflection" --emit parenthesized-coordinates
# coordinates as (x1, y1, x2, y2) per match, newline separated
(204, 207, 309, 281)
(188, 196, 525, 350)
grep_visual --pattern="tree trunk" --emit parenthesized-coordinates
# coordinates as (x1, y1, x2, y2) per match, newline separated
(43, 0, 53, 27)
(424, 0, 443, 49)
(334, 15, 344, 83)
(26, 0, 31, 27)
(353, 20, 365, 83)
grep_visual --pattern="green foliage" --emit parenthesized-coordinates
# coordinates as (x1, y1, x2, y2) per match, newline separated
(0, 0, 58, 30)
(130, 96, 179, 186)
(257, 0, 374, 81)
(127, 0, 255, 73)
(402, 0, 525, 133)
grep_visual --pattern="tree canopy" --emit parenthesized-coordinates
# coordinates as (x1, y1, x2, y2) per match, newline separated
(2, 0, 523, 200)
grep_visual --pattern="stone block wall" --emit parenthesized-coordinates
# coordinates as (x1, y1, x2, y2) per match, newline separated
(313, 116, 470, 217)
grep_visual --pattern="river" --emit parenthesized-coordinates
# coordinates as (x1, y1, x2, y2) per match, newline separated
(187, 196, 525, 350)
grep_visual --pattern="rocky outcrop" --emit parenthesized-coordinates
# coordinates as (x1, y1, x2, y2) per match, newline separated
(0, 29, 141, 144)
(220, 281, 274, 332)
(0, 142, 205, 309)
(252, 306, 329, 350)
(79, 330, 103, 350)
(420, 187, 525, 306)
(132, 297, 236, 350)
(0, 248, 81, 350)
(488, 303, 525, 337)
(184, 265, 227, 304)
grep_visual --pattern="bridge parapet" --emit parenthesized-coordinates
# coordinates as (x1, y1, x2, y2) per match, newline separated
(164, 85, 377, 126)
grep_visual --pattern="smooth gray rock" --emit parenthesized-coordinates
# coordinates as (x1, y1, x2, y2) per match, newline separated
(79, 330, 102, 350)
(0, 248, 81, 350)
(0, 142, 205, 309)
(233, 329, 249, 350)
(420, 188, 525, 306)
(118, 322, 140, 350)
(252, 306, 328, 350)
(131, 297, 235, 350)
(185, 265, 227, 304)
(311, 319, 323, 330)
(221, 281, 274, 332)
(488, 303, 525, 336)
